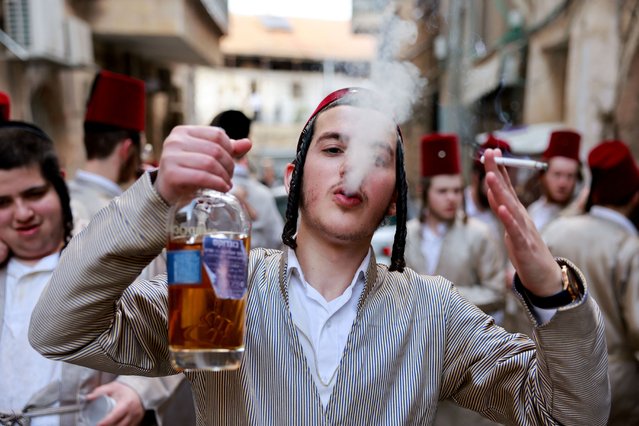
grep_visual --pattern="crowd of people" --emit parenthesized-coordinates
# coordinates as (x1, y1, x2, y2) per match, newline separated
(0, 69, 636, 425)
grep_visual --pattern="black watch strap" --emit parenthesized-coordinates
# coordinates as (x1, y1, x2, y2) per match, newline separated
(514, 261, 582, 309)
(520, 287, 574, 309)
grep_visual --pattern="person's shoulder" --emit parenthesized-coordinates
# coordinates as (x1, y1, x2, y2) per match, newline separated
(248, 248, 284, 277)
(542, 213, 597, 237)
(406, 217, 421, 233)
(249, 247, 283, 263)
(527, 197, 544, 211)
(464, 216, 492, 235)
(450, 217, 493, 244)
(247, 248, 285, 295)
(381, 264, 453, 301)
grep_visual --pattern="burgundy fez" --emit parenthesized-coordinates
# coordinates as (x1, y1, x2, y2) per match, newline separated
(420, 133, 461, 177)
(297, 87, 403, 153)
(482, 134, 511, 152)
(474, 134, 511, 168)
(588, 140, 639, 206)
(84, 70, 145, 132)
(543, 130, 581, 161)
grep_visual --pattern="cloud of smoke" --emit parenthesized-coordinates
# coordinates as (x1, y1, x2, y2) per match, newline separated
(342, 12, 427, 195)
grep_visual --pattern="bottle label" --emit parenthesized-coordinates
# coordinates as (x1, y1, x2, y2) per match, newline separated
(167, 250, 201, 285)
(202, 236, 248, 299)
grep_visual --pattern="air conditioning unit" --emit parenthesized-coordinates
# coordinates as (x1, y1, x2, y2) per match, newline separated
(64, 15, 94, 66)
(3, 0, 66, 61)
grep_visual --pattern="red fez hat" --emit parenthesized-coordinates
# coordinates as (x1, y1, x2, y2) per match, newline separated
(474, 134, 511, 168)
(0, 91, 10, 121)
(84, 70, 145, 132)
(306, 87, 353, 126)
(420, 133, 461, 177)
(297, 87, 403, 153)
(482, 133, 511, 152)
(588, 140, 639, 206)
(543, 130, 581, 161)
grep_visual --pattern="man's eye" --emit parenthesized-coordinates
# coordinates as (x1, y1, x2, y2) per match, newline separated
(324, 147, 343, 154)
(0, 197, 11, 208)
(374, 153, 392, 167)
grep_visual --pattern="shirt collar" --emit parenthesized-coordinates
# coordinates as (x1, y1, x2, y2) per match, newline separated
(75, 169, 123, 196)
(8, 251, 60, 279)
(286, 247, 370, 299)
(422, 222, 449, 239)
(590, 206, 637, 236)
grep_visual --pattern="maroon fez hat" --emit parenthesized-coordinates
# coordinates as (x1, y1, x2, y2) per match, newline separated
(474, 133, 511, 168)
(0, 91, 10, 121)
(588, 140, 639, 206)
(297, 87, 403, 153)
(543, 130, 581, 161)
(482, 133, 511, 152)
(420, 133, 461, 177)
(84, 70, 145, 132)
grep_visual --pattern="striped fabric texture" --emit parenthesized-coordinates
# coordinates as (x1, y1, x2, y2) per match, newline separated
(30, 174, 610, 425)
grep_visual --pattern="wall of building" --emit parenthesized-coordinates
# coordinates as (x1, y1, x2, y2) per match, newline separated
(524, 1, 619, 157)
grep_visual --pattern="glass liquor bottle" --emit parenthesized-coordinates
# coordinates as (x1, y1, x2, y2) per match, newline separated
(166, 189, 251, 371)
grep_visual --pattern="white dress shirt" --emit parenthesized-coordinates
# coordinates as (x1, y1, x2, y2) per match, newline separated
(527, 197, 561, 231)
(420, 222, 449, 275)
(1, 253, 61, 426)
(287, 248, 368, 407)
(73, 169, 122, 197)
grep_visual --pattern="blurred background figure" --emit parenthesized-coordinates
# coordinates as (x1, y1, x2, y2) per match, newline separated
(0, 121, 148, 425)
(67, 70, 195, 425)
(68, 70, 145, 231)
(406, 133, 504, 426)
(259, 157, 277, 188)
(466, 134, 513, 246)
(211, 109, 284, 250)
(526, 130, 582, 231)
(542, 140, 639, 426)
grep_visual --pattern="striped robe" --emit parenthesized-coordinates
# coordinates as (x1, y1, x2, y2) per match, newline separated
(30, 173, 610, 425)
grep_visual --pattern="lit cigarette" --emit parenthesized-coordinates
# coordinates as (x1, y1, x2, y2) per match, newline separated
(480, 155, 548, 171)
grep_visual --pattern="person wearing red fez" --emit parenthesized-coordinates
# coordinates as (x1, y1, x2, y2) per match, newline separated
(527, 129, 583, 230)
(405, 133, 505, 426)
(542, 140, 639, 425)
(406, 133, 504, 300)
(31, 88, 609, 425)
(0, 91, 11, 121)
(68, 70, 147, 231)
(65, 71, 193, 425)
(466, 134, 513, 245)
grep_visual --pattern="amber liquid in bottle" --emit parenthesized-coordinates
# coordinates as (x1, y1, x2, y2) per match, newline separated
(167, 188, 251, 371)
(167, 232, 250, 371)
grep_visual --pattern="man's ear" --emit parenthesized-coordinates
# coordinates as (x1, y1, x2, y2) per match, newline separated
(386, 191, 397, 217)
(117, 139, 133, 160)
(284, 162, 295, 194)
(59, 168, 66, 179)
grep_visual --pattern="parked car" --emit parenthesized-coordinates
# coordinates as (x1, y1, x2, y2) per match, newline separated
(371, 221, 396, 266)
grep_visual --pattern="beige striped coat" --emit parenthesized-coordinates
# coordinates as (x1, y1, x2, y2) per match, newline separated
(30, 174, 610, 425)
